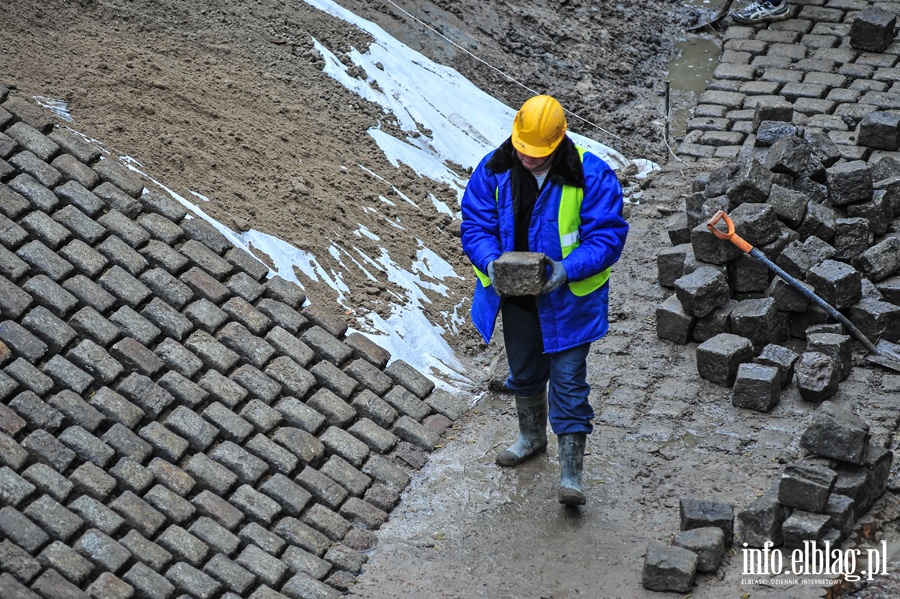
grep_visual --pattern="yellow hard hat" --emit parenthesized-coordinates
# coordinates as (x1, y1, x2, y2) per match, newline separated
(511, 95, 567, 158)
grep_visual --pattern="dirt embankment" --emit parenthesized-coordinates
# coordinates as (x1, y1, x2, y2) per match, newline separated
(339, 0, 700, 163)
(0, 0, 701, 368)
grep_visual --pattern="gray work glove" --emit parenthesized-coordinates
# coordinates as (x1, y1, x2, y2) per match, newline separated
(540, 258, 568, 294)
(487, 260, 497, 288)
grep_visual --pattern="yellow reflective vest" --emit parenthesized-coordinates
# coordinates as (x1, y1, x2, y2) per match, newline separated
(473, 146, 610, 296)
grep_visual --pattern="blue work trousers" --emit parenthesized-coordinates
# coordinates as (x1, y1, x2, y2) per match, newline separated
(501, 301, 594, 435)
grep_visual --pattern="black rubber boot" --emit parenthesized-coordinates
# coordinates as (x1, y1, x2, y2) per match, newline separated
(495, 392, 548, 467)
(558, 433, 586, 505)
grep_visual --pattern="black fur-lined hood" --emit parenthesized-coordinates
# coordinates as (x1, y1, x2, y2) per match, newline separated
(485, 135, 585, 188)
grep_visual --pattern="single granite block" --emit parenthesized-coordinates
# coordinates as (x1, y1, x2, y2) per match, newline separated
(264, 275, 306, 309)
(863, 445, 893, 503)
(796, 201, 837, 243)
(754, 343, 799, 387)
(674, 266, 731, 318)
(795, 352, 840, 402)
(351, 390, 398, 429)
(491, 252, 547, 296)
(730, 202, 780, 246)
(672, 527, 725, 573)
(834, 217, 870, 261)
(732, 363, 780, 412)
(826, 160, 873, 207)
(852, 237, 900, 282)
(656, 295, 695, 345)
(735, 487, 785, 547)
(300, 326, 352, 366)
(657, 243, 694, 288)
(680, 497, 734, 546)
(641, 541, 697, 593)
(807, 260, 861, 310)
(807, 333, 852, 382)
(301, 304, 347, 339)
(696, 333, 754, 387)
(729, 298, 777, 352)
(859, 111, 900, 150)
(384, 359, 435, 400)
(850, 8, 896, 53)
(691, 224, 742, 265)
(265, 325, 314, 367)
(767, 184, 808, 228)
(255, 298, 306, 335)
(846, 192, 892, 236)
(766, 135, 811, 176)
(726, 155, 773, 205)
(778, 461, 837, 512)
(728, 253, 768, 293)
(782, 510, 831, 551)
(849, 299, 900, 343)
(800, 401, 870, 464)
(345, 331, 390, 369)
(259, 473, 312, 517)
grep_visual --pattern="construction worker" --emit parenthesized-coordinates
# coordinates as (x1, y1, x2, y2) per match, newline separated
(460, 95, 628, 506)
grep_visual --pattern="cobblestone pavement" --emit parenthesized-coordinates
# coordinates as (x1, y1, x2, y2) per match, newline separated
(0, 85, 470, 598)
(681, 0, 900, 163)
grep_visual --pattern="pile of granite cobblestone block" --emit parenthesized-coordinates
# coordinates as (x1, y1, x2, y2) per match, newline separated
(657, 110, 900, 407)
(644, 5, 900, 594)
(642, 498, 731, 593)
(737, 401, 892, 553)
(0, 85, 468, 599)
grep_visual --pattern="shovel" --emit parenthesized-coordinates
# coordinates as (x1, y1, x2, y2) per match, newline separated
(706, 210, 900, 373)
(687, 0, 736, 31)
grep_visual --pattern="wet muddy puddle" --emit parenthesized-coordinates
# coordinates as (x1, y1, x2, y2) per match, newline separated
(665, 0, 726, 139)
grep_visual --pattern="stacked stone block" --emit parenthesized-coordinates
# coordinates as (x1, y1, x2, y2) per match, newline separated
(658, 129, 900, 406)
(736, 401, 893, 551)
(0, 91, 469, 598)
(641, 498, 731, 592)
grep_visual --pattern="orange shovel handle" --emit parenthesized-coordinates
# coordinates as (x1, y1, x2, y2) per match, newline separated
(706, 210, 754, 254)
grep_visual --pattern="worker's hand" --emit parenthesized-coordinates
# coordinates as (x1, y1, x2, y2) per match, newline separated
(540, 259, 567, 294)
(487, 260, 497, 287)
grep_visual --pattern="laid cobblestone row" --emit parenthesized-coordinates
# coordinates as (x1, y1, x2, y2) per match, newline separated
(0, 92, 461, 598)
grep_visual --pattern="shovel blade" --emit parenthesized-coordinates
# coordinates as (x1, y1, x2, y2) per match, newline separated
(865, 339, 900, 373)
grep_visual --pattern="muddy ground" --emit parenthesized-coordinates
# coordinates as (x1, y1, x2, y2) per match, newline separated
(7, 0, 897, 597)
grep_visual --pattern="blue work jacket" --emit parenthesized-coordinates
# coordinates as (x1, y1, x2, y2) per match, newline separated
(460, 137, 628, 353)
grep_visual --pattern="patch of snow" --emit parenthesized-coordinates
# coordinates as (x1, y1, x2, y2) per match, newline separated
(353, 225, 380, 241)
(305, 0, 655, 183)
(350, 307, 471, 391)
(392, 186, 419, 209)
(412, 240, 463, 282)
(34, 96, 74, 122)
(429, 193, 455, 217)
